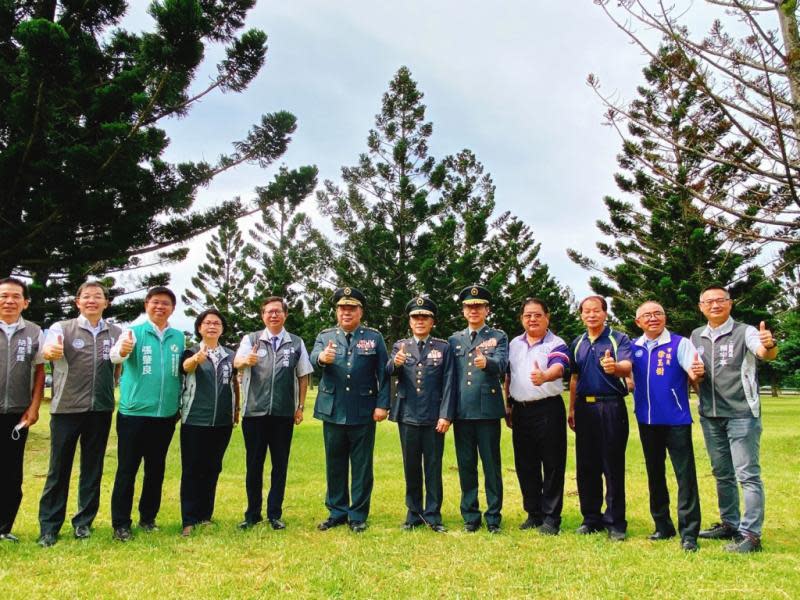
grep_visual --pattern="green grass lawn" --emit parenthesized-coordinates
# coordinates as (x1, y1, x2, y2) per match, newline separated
(1, 392, 799, 599)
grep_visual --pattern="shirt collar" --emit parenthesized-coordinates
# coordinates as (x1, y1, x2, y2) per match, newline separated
(516, 330, 552, 348)
(702, 316, 734, 338)
(587, 325, 610, 343)
(147, 318, 170, 332)
(77, 314, 105, 330)
(635, 328, 671, 347)
(260, 328, 286, 342)
(413, 335, 429, 344)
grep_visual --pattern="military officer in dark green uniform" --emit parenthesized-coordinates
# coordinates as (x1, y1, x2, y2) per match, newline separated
(449, 285, 509, 533)
(311, 287, 390, 533)
(387, 296, 455, 533)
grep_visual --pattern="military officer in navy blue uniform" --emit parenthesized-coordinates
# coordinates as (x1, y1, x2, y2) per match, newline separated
(449, 285, 509, 533)
(387, 296, 455, 533)
(311, 287, 390, 533)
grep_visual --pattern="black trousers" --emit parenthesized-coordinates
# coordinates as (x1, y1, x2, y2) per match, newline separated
(38, 411, 112, 535)
(0, 412, 28, 535)
(322, 421, 375, 523)
(242, 415, 294, 522)
(398, 422, 445, 526)
(511, 396, 567, 528)
(110, 413, 176, 529)
(574, 396, 629, 531)
(453, 419, 503, 526)
(180, 423, 232, 526)
(638, 423, 701, 541)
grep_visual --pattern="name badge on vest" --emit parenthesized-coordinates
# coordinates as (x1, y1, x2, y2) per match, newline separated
(72, 338, 86, 350)
(222, 364, 231, 385)
(16, 338, 30, 362)
(102, 339, 111, 360)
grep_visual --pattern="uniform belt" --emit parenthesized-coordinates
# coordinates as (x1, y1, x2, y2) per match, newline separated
(511, 395, 561, 405)
(581, 394, 624, 404)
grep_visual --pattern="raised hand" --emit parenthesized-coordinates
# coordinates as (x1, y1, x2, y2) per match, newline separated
(600, 348, 616, 374)
(120, 330, 135, 357)
(690, 351, 705, 380)
(47, 334, 65, 361)
(245, 344, 259, 367)
(758, 321, 775, 349)
(195, 342, 208, 366)
(319, 340, 336, 365)
(474, 346, 487, 369)
(394, 342, 408, 367)
(530, 360, 545, 386)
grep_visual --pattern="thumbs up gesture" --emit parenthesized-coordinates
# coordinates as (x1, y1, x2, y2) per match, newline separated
(690, 351, 705, 380)
(120, 330, 135, 357)
(46, 334, 65, 361)
(319, 340, 336, 365)
(758, 321, 776, 349)
(600, 348, 616, 374)
(474, 346, 487, 369)
(245, 343, 259, 367)
(394, 342, 408, 367)
(530, 360, 546, 386)
(195, 342, 208, 366)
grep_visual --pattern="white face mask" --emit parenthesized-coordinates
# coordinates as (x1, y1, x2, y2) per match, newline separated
(11, 420, 27, 441)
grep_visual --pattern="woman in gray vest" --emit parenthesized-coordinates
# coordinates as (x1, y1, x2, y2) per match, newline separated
(179, 308, 239, 537)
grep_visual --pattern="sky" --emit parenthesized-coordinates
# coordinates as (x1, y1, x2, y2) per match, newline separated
(120, 1, 717, 330)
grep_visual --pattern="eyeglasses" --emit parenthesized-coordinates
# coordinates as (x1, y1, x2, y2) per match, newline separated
(637, 311, 665, 320)
(699, 298, 730, 306)
(522, 313, 545, 320)
(263, 310, 284, 316)
(201, 320, 223, 327)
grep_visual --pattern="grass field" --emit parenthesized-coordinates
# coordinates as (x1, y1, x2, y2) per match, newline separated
(1, 392, 799, 599)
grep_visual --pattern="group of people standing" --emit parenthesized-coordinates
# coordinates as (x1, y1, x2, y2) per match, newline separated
(0, 277, 778, 555)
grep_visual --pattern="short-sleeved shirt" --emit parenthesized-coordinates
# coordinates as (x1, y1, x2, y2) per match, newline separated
(507, 330, 570, 401)
(569, 326, 632, 398)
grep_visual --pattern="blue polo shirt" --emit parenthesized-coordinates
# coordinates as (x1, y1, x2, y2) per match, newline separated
(569, 326, 632, 398)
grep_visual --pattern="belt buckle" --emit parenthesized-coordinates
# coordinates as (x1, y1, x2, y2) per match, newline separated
(585, 395, 596, 404)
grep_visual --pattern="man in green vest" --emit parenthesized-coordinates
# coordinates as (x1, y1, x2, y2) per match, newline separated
(109, 286, 184, 541)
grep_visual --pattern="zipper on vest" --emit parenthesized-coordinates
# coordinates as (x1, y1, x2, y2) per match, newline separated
(91, 331, 98, 410)
(645, 347, 652, 424)
(158, 333, 165, 416)
(3, 332, 11, 411)
(671, 388, 682, 412)
(212, 355, 219, 425)
(269, 338, 277, 415)
(710, 337, 716, 416)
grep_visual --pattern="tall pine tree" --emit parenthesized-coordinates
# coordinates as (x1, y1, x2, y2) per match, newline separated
(247, 165, 330, 343)
(569, 44, 780, 336)
(181, 217, 256, 344)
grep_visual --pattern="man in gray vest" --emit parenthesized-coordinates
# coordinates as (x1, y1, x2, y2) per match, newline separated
(0, 277, 45, 543)
(37, 282, 122, 547)
(692, 285, 778, 553)
(235, 296, 313, 530)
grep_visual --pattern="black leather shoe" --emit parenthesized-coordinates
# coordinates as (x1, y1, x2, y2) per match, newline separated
(74, 526, 91, 539)
(519, 517, 543, 531)
(648, 530, 676, 541)
(429, 524, 447, 533)
(725, 534, 762, 553)
(402, 521, 424, 531)
(349, 520, 367, 533)
(112, 527, 132, 542)
(317, 517, 347, 531)
(681, 538, 699, 552)
(537, 523, 560, 536)
(463, 521, 481, 532)
(575, 524, 603, 535)
(0, 533, 19, 543)
(487, 524, 501, 534)
(238, 519, 261, 530)
(138, 521, 159, 532)
(607, 528, 626, 542)
(37, 533, 57, 548)
(268, 519, 286, 530)
(698, 522, 738, 540)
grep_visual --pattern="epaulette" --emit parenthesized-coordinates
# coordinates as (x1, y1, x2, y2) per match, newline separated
(362, 326, 382, 333)
(431, 337, 447, 344)
(320, 327, 336, 334)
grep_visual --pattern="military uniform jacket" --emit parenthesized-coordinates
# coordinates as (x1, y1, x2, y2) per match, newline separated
(387, 337, 455, 426)
(311, 326, 390, 425)
(448, 326, 509, 420)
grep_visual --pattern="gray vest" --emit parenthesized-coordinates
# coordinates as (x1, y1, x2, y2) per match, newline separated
(241, 331, 304, 417)
(691, 320, 758, 418)
(1, 318, 41, 414)
(51, 319, 121, 413)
